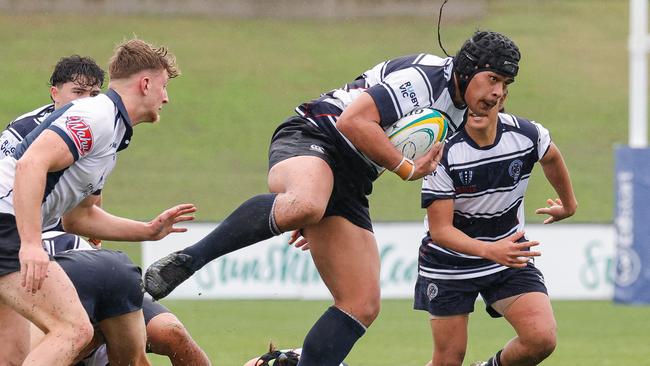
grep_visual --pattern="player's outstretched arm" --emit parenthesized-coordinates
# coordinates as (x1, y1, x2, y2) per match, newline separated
(63, 199, 196, 242)
(536, 143, 578, 224)
(427, 199, 540, 268)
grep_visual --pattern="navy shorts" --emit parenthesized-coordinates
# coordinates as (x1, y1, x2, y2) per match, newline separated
(268, 116, 373, 232)
(0, 213, 53, 277)
(55, 250, 144, 324)
(414, 264, 548, 318)
(142, 295, 170, 325)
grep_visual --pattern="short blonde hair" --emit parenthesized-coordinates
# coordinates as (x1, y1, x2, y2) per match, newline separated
(108, 39, 180, 80)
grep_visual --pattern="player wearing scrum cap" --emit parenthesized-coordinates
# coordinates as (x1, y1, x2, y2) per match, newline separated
(146, 30, 521, 366)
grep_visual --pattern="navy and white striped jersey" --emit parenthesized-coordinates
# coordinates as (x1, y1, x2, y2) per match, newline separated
(419, 113, 551, 280)
(0, 89, 132, 230)
(295, 54, 466, 180)
(0, 103, 55, 158)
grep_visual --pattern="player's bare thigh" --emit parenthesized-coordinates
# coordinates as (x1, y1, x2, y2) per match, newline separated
(303, 216, 380, 326)
(0, 303, 30, 364)
(501, 292, 556, 336)
(0, 264, 93, 363)
(268, 155, 334, 229)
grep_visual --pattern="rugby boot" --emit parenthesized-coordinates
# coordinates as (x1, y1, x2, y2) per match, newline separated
(469, 362, 488, 366)
(144, 251, 195, 300)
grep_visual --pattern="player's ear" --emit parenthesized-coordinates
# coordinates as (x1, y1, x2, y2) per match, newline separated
(50, 86, 58, 103)
(140, 76, 150, 95)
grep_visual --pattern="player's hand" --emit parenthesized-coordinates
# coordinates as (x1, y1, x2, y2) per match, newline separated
(535, 198, 575, 224)
(147, 203, 197, 240)
(483, 232, 540, 268)
(410, 142, 444, 180)
(19, 244, 50, 293)
(288, 230, 310, 251)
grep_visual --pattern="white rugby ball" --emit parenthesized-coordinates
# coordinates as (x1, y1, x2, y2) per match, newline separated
(385, 108, 449, 160)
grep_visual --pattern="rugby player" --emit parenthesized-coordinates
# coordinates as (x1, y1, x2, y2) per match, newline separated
(416, 92, 577, 366)
(146, 31, 521, 366)
(0, 39, 195, 365)
(0, 54, 210, 366)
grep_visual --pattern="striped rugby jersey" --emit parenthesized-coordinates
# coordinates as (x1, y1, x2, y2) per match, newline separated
(0, 89, 132, 230)
(0, 103, 55, 158)
(295, 54, 466, 181)
(419, 113, 551, 280)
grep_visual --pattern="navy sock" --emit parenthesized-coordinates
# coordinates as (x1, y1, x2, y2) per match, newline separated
(181, 193, 281, 271)
(297, 306, 367, 366)
(486, 350, 503, 366)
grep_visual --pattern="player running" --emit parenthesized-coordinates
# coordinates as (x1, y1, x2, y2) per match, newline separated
(415, 94, 577, 366)
(0, 54, 210, 366)
(146, 30, 521, 366)
(0, 39, 194, 365)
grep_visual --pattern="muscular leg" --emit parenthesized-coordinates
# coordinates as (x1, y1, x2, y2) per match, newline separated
(429, 315, 469, 366)
(145, 156, 334, 299)
(146, 312, 210, 366)
(0, 304, 30, 365)
(100, 310, 151, 366)
(297, 216, 380, 366)
(0, 264, 93, 366)
(499, 292, 557, 366)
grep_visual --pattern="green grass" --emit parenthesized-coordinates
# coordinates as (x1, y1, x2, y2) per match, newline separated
(0, 0, 636, 225)
(1, 3, 647, 365)
(148, 299, 650, 366)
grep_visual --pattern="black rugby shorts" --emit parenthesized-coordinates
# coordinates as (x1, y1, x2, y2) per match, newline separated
(268, 116, 373, 232)
(56, 249, 144, 323)
(414, 263, 548, 318)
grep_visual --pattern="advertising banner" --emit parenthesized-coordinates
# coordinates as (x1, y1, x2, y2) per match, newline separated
(614, 147, 650, 304)
(143, 222, 615, 300)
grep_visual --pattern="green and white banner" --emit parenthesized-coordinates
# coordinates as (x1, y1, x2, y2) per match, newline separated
(143, 223, 615, 300)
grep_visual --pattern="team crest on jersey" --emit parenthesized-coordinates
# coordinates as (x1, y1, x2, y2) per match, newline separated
(508, 159, 523, 182)
(459, 170, 473, 185)
(65, 116, 93, 156)
(426, 282, 439, 301)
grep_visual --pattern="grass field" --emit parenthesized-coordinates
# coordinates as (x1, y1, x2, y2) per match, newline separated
(0, 0, 633, 224)
(0, 1, 648, 365)
(148, 299, 650, 366)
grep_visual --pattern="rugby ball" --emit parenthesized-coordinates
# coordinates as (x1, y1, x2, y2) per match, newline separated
(385, 108, 449, 160)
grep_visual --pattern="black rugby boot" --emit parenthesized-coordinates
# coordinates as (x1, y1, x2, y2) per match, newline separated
(144, 251, 195, 300)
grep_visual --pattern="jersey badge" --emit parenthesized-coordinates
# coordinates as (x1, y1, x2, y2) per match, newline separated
(508, 159, 523, 182)
(459, 170, 473, 185)
(65, 116, 93, 156)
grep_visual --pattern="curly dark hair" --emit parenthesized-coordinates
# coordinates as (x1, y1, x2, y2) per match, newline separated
(48, 55, 105, 88)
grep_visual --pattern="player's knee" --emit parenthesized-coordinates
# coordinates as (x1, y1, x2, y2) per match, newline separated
(147, 314, 190, 354)
(434, 345, 465, 366)
(281, 198, 325, 227)
(347, 297, 381, 327)
(521, 330, 556, 362)
(56, 317, 93, 351)
(531, 332, 557, 361)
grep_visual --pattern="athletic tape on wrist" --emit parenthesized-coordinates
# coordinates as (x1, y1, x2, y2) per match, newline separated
(392, 157, 415, 181)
